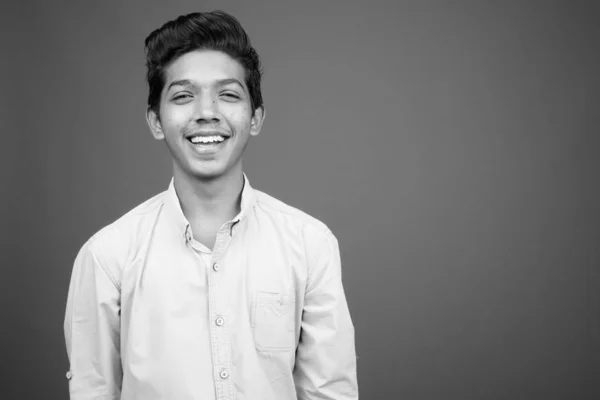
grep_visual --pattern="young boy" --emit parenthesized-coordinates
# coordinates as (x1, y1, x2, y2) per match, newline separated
(64, 10, 358, 400)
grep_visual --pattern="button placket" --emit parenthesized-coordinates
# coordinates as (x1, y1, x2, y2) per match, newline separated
(207, 227, 235, 399)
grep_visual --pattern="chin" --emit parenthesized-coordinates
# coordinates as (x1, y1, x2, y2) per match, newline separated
(187, 163, 233, 181)
(189, 169, 225, 181)
(173, 156, 240, 182)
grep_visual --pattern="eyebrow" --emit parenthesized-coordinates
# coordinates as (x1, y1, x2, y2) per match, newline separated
(167, 78, 245, 91)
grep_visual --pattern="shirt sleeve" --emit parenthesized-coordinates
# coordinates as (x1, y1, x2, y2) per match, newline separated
(64, 239, 122, 400)
(294, 227, 359, 399)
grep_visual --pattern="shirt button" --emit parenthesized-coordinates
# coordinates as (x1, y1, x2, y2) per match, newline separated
(213, 263, 220, 272)
(215, 317, 225, 326)
(220, 370, 229, 379)
(66, 371, 73, 380)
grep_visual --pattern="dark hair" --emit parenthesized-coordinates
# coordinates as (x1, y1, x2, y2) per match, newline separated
(144, 11, 263, 116)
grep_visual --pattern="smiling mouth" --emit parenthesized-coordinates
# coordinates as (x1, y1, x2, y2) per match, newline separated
(187, 135, 228, 145)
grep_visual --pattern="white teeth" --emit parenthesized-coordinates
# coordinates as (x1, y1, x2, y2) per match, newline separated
(190, 135, 225, 144)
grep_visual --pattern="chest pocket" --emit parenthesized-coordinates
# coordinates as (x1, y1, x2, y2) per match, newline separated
(252, 291, 296, 352)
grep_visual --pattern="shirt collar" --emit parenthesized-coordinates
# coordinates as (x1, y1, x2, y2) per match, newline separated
(162, 173, 256, 240)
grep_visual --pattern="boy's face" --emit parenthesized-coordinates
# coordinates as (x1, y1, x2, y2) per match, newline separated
(147, 50, 264, 181)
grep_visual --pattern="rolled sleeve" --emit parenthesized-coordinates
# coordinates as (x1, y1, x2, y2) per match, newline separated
(294, 227, 358, 399)
(64, 239, 122, 399)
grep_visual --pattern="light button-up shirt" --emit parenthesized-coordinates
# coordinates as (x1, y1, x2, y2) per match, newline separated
(64, 176, 358, 399)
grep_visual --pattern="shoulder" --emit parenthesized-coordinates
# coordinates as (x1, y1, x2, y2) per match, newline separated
(253, 189, 339, 252)
(76, 190, 167, 277)
(254, 189, 330, 231)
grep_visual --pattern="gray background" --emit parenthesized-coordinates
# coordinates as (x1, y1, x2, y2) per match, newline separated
(2, 1, 599, 399)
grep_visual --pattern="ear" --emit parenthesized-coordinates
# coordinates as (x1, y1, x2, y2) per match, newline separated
(146, 107, 165, 140)
(249, 105, 265, 137)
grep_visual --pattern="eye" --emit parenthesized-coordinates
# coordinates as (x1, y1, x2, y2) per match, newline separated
(172, 93, 193, 102)
(221, 91, 241, 100)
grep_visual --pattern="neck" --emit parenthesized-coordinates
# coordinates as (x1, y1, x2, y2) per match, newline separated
(173, 166, 245, 225)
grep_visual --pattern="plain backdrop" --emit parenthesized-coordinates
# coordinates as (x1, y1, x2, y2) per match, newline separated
(2, 1, 600, 399)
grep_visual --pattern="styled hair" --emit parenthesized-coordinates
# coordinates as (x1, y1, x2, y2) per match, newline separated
(144, 11, 263, 116)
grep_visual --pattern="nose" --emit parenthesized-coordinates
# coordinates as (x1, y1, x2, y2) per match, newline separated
(193, 93, 220, 123)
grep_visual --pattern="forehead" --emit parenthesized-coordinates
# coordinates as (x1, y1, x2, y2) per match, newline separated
(163, 50, 246, 88)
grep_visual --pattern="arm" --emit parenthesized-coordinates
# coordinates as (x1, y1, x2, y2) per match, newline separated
(64, 239, 122, 400)
(294, 227, 359, 399)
